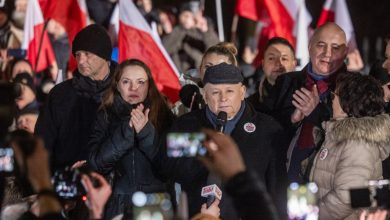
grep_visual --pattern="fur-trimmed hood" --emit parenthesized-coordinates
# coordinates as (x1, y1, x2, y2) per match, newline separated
(320, 114, 390, 160)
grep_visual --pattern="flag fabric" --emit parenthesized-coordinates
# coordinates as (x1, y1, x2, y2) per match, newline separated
(22, 0, 56, 73)
(236, 0, 311, 69)
(294, 0, 312, 70)
(118, 0, 181, 103)
(317, 0, 363, 71)
(39, 0, 89, 71)
(234, 0, 262, 21)
(39, 0, 89, 43)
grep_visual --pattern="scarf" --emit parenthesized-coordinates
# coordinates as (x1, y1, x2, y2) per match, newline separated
(297, 63, 342, 149)
(205, 101, 246, 135)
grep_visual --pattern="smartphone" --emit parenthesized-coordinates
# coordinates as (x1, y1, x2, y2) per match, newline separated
(132, 192, 173, 220)
(7, 49, 26, 59)
(287, 182, 319, 220)
(350, 179, 390, 209)
(166, 132, 207, 157)
(0, 148, 14, 172)
(52, 167, 85, 200)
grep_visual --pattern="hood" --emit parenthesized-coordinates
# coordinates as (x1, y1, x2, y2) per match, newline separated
(323, 114, 390, 160)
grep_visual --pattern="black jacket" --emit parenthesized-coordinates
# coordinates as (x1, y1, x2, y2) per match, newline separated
(35, 62, 117, 171)
(259, 64, 347, 129)
(88, 95, 171, 220)
(155, 102, 287, 219)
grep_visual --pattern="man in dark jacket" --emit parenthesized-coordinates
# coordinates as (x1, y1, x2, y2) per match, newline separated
(262, 22, 349, 183)
(35, 24, 116, 171)
(248, 37, 297, 116)
(156, 63, 287, 220)
(198, 129, 279, 220)
(162, 2, 219, 73)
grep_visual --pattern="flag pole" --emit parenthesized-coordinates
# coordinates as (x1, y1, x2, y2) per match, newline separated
(230, 15, 238, 44)
(215, 0, 224, 42)
(34, 19, 50, 73)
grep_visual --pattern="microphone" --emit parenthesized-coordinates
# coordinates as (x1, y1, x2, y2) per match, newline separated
(216, 111, 227, 133)
(201, 184, 222, 208)
(179, 84, 205, 110)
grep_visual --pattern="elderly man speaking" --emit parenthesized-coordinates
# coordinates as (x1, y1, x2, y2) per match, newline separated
(156, 62, 287, 220)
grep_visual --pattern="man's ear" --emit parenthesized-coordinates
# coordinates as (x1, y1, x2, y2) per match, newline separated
(202, 86, 207, 105)
(240, 84, 246, 100)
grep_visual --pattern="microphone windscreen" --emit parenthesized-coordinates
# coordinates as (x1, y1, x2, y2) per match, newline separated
(216, 111, 227, 126)
(179, 84, 200, 108)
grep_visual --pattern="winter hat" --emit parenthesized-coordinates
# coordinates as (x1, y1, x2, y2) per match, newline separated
(72, 24, 112, 61)
(179, 1, 200, 14)
(203, 63, 244, 85)
(0, 0, 14, 18)
(16, 106, 39, 119)
(13, 72, 36, 94)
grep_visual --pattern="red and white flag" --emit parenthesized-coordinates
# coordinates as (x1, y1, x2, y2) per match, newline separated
(39, 0, 89, 71)
(40, 0, 89, 44)
(22, 0, 56, 73)
(235, 0, 311, 69)
(119, 0, 181, 103)
(294, 0, 312, 70)
(318, 0, 363, 71)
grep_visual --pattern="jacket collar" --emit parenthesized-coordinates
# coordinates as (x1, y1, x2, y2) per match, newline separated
(322, 114, 390, 160)
(72, 61, 117, 102)
(199, 100, 258, 135)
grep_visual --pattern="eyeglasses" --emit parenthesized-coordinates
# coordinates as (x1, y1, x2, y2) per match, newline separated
(330, 91, 338, 100)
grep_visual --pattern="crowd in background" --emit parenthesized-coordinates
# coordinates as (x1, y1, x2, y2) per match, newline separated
(1, 0, 390, 220)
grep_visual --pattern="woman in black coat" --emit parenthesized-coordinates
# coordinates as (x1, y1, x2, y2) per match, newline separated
(88, 59, 174, 219)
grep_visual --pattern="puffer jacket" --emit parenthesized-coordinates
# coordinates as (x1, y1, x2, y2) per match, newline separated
(309, 114, 390, 220)
(88, 95, 171, 220)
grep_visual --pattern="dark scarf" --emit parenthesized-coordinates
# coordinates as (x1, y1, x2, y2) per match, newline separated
(205, 101, 246, 135)
(297, 63, 345, 149)
(112, 95, 133, 120)
(305, 63, 341, 101)
(111, 95, 152, 120)
(72, 64, 114, 103)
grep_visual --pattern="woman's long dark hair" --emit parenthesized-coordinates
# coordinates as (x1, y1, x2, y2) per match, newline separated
(100, 59, 173, 132)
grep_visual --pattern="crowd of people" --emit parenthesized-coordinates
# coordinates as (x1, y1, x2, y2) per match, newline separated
(1, 0, 390, 220)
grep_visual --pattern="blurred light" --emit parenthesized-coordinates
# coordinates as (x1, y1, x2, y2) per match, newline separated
(133, 191, 147, 207)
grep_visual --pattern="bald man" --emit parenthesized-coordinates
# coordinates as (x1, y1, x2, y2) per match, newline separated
(263, 23, 349, 183)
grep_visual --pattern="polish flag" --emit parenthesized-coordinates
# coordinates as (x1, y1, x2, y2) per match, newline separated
(236, 0, 311, 69)
(40, 0, 89, 45)
(119, 0, 181, 102)
(22, 0, 56, 73)
(318, 0, 363, 71)
(39, 0, 89, 71)
(235, 0, 262, 21)
(294, 0, 312, 70)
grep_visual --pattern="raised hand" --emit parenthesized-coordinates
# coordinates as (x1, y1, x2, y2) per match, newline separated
(130, 104, 150, 133)
(292, 85, 320, 118)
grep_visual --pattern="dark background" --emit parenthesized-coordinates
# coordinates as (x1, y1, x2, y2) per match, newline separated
(150, 0, 390, 70)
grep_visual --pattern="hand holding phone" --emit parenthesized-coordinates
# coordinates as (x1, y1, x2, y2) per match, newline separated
(167, 132, 207, 157)
(197, 129, 246, 181)
(81, 172, 112, 219)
